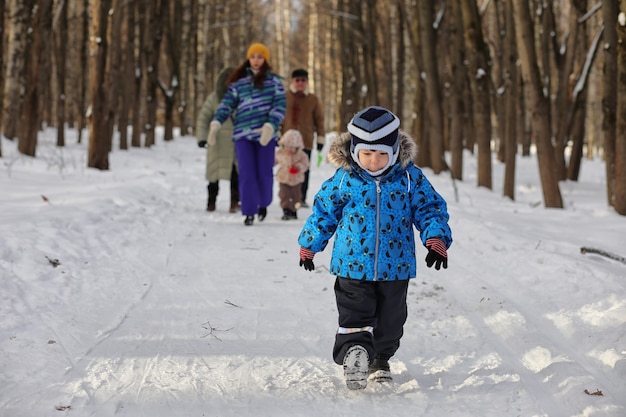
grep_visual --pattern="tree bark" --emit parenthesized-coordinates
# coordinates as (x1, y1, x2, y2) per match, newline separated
(19, 1, 52, 157)
(87, 0, 112, 169)
(603, 0, 618, 207)
(460, 0, 492, 188)
(417, 0, 445, 173)
(502, 0, 517, 200)
(513, 0, 563, 208)
(3, 0, 32, 140)
(615, 0, 626, 214)
(53, 0, 68, 147)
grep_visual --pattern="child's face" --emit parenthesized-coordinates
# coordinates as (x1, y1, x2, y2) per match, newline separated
(283, 146, 297, 154)
(358, 149, 389, 173)
(249, 54, 265, 70)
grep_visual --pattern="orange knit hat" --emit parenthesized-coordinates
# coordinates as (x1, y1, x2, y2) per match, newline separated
(246, 43, 270, 62)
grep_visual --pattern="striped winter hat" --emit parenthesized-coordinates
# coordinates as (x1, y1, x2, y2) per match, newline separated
(348, 106, 400, 175)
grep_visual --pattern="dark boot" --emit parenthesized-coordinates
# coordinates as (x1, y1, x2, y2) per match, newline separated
(244, 215, 254, 226)
(258, 207, 267, 221)
(207, 182, 219, 211)
(281, 209, 297, 220)
(230, 167, 240, 213)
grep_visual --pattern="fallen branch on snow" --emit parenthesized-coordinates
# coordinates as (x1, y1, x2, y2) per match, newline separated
(580, 247, 626, 265)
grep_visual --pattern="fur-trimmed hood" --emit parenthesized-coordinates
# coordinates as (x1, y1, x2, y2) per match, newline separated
(327, 130, 417, 171)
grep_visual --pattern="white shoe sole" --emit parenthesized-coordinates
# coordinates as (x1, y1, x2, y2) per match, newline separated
(343, 345, 369, 390)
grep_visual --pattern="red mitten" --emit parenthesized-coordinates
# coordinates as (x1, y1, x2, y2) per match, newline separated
(289, 165, 299, 174)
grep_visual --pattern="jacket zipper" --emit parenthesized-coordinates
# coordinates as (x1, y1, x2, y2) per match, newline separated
(374, 179, 381, 278)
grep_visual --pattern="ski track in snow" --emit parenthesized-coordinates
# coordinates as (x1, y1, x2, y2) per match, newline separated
(1, 134, 625, 417)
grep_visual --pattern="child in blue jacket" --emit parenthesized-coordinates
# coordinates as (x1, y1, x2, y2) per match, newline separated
(298, 106, 452, 390)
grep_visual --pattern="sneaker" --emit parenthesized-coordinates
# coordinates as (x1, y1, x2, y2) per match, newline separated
(258, 207, 267, 221)
(368, 358, 392, 382)
(343, 345, 369, 390)
(244, 216, 254, 226)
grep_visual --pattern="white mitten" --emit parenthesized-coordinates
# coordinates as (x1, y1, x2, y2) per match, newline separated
(207, 121, 221, 146)
(259, 123, 274, 146)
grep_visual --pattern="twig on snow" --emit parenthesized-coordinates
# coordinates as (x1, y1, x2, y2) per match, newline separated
(200, 321, 233, 341)
(580, 247, 626, 265)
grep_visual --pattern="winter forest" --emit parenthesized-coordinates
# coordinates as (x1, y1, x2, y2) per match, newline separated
(0, 0, 626, 214)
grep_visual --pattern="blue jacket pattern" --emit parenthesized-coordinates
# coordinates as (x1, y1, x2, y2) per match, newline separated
(213, 69, 286, 143)
(298, 132, 452, 281)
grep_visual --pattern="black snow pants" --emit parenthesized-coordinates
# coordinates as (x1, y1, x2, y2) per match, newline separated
(332, 277, 409, 365)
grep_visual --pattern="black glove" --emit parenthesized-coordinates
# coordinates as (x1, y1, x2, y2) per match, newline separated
(299, 247, 316, 271)
(299, 258, 315, 271)
(317, 143, 324, 152)
(198, 140, 207, 148)
(425, 238, 448, 270)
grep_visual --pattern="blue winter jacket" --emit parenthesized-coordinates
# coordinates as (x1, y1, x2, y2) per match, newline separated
(298, 131, 452, 281)
(213, 68, 286, 143)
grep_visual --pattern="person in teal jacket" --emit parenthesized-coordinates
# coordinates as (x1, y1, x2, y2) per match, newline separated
(298, 106, 452, 390)
(207, 43, 286, 225)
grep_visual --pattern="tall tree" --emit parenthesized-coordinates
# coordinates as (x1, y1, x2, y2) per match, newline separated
(0, 0, 5, 157)
(131, 0, 145, 148)
(416, 0, 445, 173)
(460, 0, 492, 188)
(53, 0, 68, 147)
(18, 0, 52, 157)
(614, 0, 626, 214)
(513, 0, 563, 208)
(143, 0, 167, 147)
(603, 0, 618, 207)
(3, 0, 32, 140)
(88, 0, 112, 169)
(502, 0, 517, 200)
(447, 0, 465, 181)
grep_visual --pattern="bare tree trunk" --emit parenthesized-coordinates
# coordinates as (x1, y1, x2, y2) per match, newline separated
(603, 0, 618, 207)
(143, 0, 166, 147)
(460, 0, 492, 188)
(106, 0, 124, 149)
(338, 0, 360, 128)
(19, 0, 52, 156)
(195, 0, 209, 130)
(159, 0, 182, 142)
(3, 0, 32, 140)
(131, 0, 145, 147)
(275, 0, 286, 75)
(362, 0, 378, 105)
(392, 2, 405, 119)
(77, 0, 89, 143)
(513, 0, 563, 208)
(87, 0, 112, 169)
(0, 0, 6, 152)
(502, 0, 517, 200)
(177, 0, 193, 136)
(447, 0, 464, 180)
(53, 0, 68, 147)
(615, 0, 626, 214)
(118, 0, 133, 149)
(417, 0, 445, 173)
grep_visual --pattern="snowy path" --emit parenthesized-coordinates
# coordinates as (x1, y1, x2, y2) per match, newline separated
(1, 135, 624, 417)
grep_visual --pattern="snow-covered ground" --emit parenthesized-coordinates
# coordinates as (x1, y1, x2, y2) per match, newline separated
(1, 129, 624, 417)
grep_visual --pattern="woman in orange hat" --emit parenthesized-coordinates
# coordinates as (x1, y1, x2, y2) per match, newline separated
(206, 43, 286, 225)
